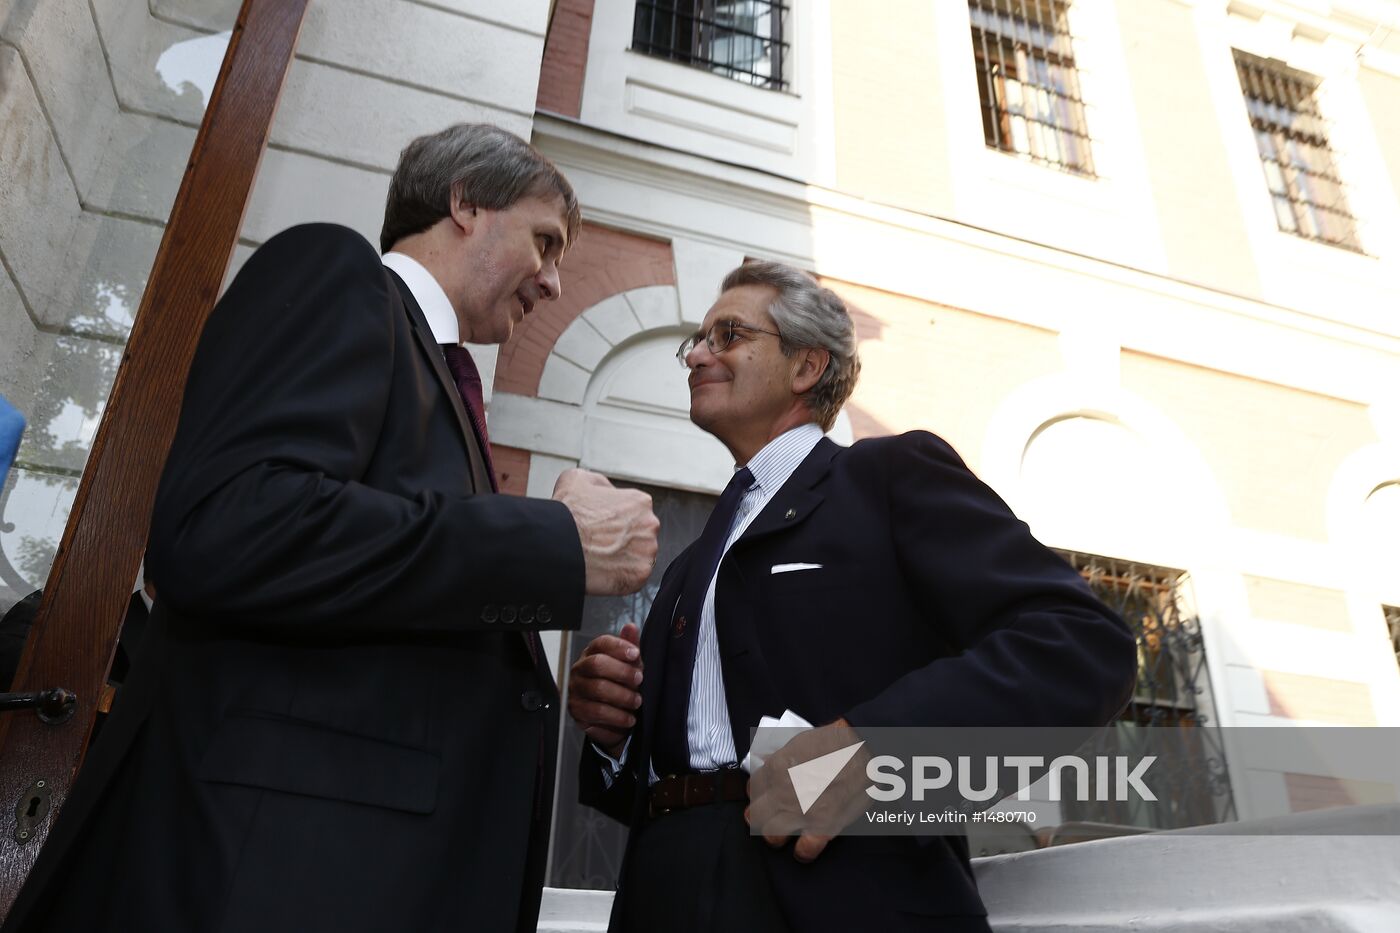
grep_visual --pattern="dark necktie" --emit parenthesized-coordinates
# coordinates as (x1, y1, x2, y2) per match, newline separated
(441, 344, 541, 671)
(653, 466, 754, 776)
(441, 343, 497, 491)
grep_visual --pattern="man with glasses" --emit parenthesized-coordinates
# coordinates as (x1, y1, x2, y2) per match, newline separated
(567, 260, 1135, 932)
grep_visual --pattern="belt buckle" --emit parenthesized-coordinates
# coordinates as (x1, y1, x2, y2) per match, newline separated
(649, 774, 680, 820)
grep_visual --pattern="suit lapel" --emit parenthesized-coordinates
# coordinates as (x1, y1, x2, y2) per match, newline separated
(386, 269, 493, 495)
(639, 549, 691, 758)
(733, 437, 838, 546)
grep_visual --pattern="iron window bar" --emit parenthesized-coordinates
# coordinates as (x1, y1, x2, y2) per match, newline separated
(1232, 50, 1362, 253)
(1058, 551, 1237, 830)
(632, 0, 790, 91)
(969, 0, 1095, 176)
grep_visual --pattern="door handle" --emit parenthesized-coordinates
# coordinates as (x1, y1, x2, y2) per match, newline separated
(0, 688, 77, 724)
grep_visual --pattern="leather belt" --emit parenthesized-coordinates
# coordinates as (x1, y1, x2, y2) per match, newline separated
(648, 769, 749, 819)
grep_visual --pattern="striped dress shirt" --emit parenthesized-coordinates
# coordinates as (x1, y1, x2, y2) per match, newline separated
(596, 422, 825, 784)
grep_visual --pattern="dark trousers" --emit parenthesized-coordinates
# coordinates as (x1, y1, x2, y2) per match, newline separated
(614, 802, 790, 933)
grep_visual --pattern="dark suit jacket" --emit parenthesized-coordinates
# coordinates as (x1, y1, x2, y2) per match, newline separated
(5, 224, 584, 933)
(580, 432, 1136, 930)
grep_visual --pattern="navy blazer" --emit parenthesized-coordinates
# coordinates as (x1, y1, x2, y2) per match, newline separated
(581, 431, 1136, 929)
(7, 225, 585, 933)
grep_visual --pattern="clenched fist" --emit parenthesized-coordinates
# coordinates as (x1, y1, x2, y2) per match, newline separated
(552, 469, 659, 596)
(567, 623, 643, 757)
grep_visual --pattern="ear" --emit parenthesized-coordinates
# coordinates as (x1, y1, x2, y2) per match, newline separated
(791, 347, 830, 395)
(447, 183, 479, 235)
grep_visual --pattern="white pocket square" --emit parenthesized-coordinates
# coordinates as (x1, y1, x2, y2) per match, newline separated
(770, 562, 823, 574)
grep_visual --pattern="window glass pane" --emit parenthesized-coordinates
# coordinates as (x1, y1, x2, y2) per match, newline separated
(631, 1, 788, 90)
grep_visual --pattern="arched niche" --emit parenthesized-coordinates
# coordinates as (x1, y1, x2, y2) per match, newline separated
(493, 285, 854, 499)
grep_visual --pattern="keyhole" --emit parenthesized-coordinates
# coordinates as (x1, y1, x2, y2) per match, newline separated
(25, 796, 40, 818)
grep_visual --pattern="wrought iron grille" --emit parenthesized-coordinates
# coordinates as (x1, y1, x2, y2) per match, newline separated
(632, 0, 789, 91)
(1386, 605, 1400, 673)
(969, 0, 1094, 175)
(1233, 50, 1361, 252)
(1058, 552, 1236, 830)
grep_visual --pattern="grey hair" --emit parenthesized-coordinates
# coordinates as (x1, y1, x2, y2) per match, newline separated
(720, 261, 861, 431)
(380, 123, 581, 253)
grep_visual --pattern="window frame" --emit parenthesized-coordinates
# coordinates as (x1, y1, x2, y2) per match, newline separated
(630, 0, 792, 92)
(968, 0, 1096, 176)
(1231, 49, 1364, 254)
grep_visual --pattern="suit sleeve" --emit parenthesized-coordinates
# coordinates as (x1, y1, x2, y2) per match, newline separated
(577, 740, 637, 826)
(146, 224, 584, 635)
(844, 432, 1136, 729)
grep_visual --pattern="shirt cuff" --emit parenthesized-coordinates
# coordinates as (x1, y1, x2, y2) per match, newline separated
(592, 735, 632, 789)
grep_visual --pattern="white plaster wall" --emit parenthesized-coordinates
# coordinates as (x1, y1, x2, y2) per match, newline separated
(577, 0, 835, 184)
(0, 0, 554, 606)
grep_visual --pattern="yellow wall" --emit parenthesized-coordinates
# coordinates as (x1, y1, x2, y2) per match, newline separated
(1358, 65, 1400, 213)
(828, 0, 954, 217)
(1120, 350, 1379, 541)
(826, 278, 1061, 471)
(1115, 0, 1263, 296)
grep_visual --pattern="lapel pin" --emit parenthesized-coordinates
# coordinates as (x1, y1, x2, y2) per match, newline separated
(784, 508, 796, 520)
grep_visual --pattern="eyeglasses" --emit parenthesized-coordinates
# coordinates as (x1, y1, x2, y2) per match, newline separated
(676, 319, 783, 367)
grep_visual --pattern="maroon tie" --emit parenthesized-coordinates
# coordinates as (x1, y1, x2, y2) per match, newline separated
(440, 344, 497, 491)
(441, 344, 542, 671)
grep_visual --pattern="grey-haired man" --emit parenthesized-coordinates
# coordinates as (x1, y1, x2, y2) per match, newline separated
(568, 261, 1134, 932)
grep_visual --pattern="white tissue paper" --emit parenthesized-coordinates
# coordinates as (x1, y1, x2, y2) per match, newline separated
(740, 709, 814, 774)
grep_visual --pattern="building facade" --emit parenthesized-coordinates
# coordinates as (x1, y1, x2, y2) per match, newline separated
(2, 0, 1399, 902)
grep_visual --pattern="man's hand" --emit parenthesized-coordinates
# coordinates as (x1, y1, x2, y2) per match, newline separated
(746, 718, 870, 863)
(553, 469, 659, 596)
(567, 623, 644, 756)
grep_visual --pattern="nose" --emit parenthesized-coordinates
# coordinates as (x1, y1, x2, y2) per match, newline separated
(683, 336, 713, 370)
(536, 262, 561, 302)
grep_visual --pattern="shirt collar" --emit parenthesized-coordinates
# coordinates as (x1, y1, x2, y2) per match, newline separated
(382, 251, 459, 346)
(741, 422, 825, 493)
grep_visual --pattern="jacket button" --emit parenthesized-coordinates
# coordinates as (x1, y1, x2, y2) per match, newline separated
(520, 690, 544, 712)
(481, 605, 499, 624)
(501, 605, 517, 624)
(537, 605, 551, 624)
(519, 605, 535, 624)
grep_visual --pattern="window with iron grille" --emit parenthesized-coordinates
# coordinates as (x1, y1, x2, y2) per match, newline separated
(969, 0, 1094, 175)
(632, 1, 789, 91)
(1058, 551, 1236, 830)
(1385, 605, 1400, 673)
(1232, 50, 1361, 252)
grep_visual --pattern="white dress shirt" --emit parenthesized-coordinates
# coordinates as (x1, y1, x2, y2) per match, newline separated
(382, 251, 459, 347)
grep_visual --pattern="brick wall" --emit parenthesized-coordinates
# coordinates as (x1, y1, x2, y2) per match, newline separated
(537, 0, 595, 118)
(495, 223, 675, 398)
